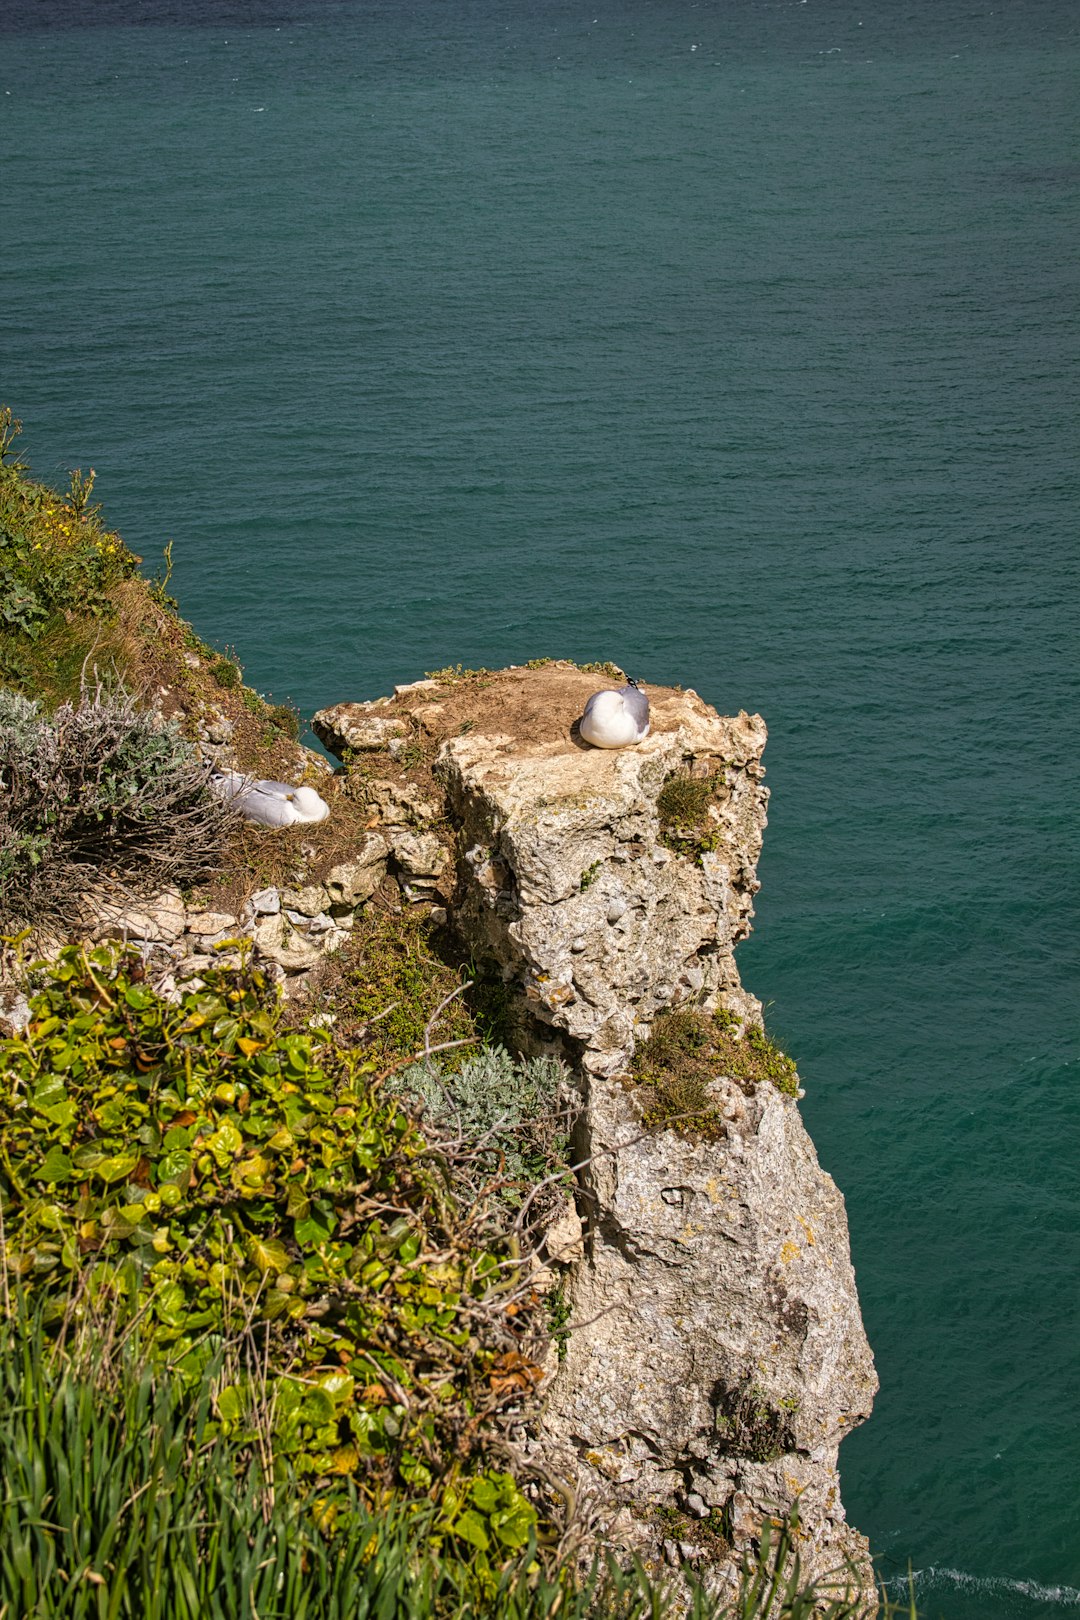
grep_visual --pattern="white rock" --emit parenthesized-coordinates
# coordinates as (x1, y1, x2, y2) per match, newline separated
(305, 912, 337, 935)
(252, 913, 325, 972)
(391, 830, 447, 879)
(394, 679, 440, 696)
(88, 887, 186, 945)
(311, 704, 405, 755)
(0, 989, 31, 1036)
(367, 780, 439, 825)
(185, 910, 239, 936)
(280, 883, 330, 918)
(324, 836, 389, 907)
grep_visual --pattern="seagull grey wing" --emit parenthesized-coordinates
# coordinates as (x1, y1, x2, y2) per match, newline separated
(620, 684, 650, 727)
(208, 769, 245, 796)
(208, 770, 251, 808)
(254, 780, 300, 797)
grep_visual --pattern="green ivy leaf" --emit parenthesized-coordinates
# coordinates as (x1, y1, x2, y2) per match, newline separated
(205, 1121, 243, 1166)
(317, 1369, 354, 1404)
(248, 1236, 290, 1275)
(294, 1206, 335, 1246)
(451, 1509, 490, 1552)
(154, 1282, 187, 1328)
(31, 1076, 77, 1129)
(96, 1152, 138, 1184)
(157, 1149, 192, 1185)
(36, 1146, 73, 1184)
(299, 1388, 335, 1425)
(470, 1476, 501, 1514)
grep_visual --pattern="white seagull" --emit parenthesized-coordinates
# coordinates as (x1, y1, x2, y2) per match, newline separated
(210, 770, 330, 829)
(578, 678, 650, 749)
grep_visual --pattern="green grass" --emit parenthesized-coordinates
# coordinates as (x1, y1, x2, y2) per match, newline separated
(0, 1311, 908, 1620)
(630, 1008, 801, 1135)
(0, 1310, 581, 1620)
(655, 771, 723, 859)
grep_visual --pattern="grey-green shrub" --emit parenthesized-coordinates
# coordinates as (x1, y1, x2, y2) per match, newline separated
(0, 682, 233, 931)
(395, 1045, 572, 1190)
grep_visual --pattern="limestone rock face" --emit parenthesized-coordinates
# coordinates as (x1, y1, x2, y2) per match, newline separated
(315, 665, 877, 1594)
(436, 698, 767, 1079)
(551, 1072, 877, 1589)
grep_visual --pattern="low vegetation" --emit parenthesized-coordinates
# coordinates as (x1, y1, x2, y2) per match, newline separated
(0, 1309, 905, 1619)
(0, 411, 140, 696)
(0, 945, 555, 1533)
(630, 1008, 800, 1135)
(0, 1310, 596, 1620)
(656, 770, 723, 858)
(0, 683, 234, 934)
(424, 659, 624, 685)
(311, 906, 479, 1061)
(0, 412, 903, 1616)
(0, 947, 891, 1617)
(394, 1045, 573, 1208)
(0, 409, 305, 776)
(424, 663, 495, 684)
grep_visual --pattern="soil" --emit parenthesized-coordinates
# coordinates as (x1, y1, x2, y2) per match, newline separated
(317, 661, 719, 763)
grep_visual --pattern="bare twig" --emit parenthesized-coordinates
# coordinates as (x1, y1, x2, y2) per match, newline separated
(376, 1037, 479, 1083)
(367, 1000, 400, 1027)
(424, 979, 473, 1066)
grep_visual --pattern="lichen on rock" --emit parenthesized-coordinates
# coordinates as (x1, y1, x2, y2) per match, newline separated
(314, 662, 878, 1597)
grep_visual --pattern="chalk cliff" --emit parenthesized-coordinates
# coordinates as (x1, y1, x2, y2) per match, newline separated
(2, 653, 875, 1594)
(313, 663, 877, 1595)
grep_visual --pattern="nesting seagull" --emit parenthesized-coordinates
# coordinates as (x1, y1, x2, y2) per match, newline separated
(578, 678, 650, 749)
(210, 770, 330, 829)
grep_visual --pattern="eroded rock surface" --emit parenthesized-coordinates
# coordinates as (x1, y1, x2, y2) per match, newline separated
(552, 1071, 877, 1594)
(8, 662, 874, 1598)
(314, 663, 877, 1596)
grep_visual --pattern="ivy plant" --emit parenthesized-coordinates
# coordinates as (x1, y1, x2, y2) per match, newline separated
(0, 945, 545, 1517)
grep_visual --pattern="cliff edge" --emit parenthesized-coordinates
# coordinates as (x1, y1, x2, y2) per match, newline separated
(1, 423, 876, 1604)
(314, 662, 878, 1595)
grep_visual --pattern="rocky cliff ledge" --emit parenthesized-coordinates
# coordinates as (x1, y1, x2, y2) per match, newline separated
(313, 663, 877, 1594)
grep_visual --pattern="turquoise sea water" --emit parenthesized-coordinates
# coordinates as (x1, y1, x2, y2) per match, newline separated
(3, 2, 1078, 1613)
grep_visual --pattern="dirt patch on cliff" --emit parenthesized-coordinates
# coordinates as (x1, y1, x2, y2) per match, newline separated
(320, 661, 722, 763)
